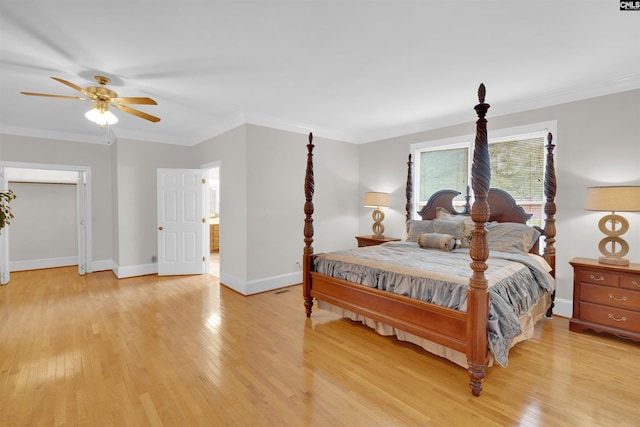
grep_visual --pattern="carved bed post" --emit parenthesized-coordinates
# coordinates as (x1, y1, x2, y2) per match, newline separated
(303, 133, 315, 317)
(406, 154, 413, 222)
(467, 84, 491, 396)
(543, 132, 557, 317)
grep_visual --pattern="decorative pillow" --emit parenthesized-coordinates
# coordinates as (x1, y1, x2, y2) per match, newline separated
(405, 220, 435, 242)
(435, 207, 461, 220)
(435, 207, 474, 248)
(417, 233, 461, 251)
(432, 219, 465, 241)
(486, 222, 542, 253)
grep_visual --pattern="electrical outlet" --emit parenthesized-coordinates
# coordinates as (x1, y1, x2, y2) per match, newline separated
(296, 261, 302, 270)
(151, 255, 157, 263)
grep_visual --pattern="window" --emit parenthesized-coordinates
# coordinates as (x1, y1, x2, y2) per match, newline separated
(488, 134, 545, 227)
(417, 144, 469, 211)
(413, 125, 553, 228)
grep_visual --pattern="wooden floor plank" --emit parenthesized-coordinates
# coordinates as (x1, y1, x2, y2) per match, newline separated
(1, 266, 639, 426)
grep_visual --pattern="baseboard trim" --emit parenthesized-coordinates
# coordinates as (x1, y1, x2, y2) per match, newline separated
(221, 271, 302, 296)
(10, 256, 78, 272)
(90, 259, 113, 272)
(114, 263, 158, 279)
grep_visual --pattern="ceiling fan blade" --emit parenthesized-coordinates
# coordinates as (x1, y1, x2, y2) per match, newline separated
(113, 104, 161, 123)
(20, 91, 88, 101)
(113, 97, 158, 105)
(51, 77, 90, 96)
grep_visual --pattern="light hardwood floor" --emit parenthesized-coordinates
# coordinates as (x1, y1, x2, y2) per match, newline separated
(210, 251, 220, 278)
(1, 267, 639, 426)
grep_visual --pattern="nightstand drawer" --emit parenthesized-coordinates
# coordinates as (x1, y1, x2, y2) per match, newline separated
(358, 240, 381, 247)
(580, 283, 640, 310)
(579, 302, 640, 334)
(621, 274, 640, 291)
(579, 269, 618, 287)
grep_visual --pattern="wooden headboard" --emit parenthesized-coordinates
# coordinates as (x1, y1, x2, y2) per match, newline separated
(416, 187, 542, 255)
(418, 188, 533, 224)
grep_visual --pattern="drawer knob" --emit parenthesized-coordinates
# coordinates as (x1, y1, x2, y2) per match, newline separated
(589, 274, 605, 281)
(608, 313, 627, 322)
(608, 294, 628, 302)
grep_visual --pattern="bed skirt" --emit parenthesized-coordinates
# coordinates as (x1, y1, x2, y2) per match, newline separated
(317, 291, 551, 368)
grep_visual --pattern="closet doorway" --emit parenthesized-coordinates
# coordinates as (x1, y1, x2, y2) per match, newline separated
(0, 162, 91, 285)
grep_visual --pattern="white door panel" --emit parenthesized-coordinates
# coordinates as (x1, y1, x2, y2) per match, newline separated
(157, 169, 207, 276)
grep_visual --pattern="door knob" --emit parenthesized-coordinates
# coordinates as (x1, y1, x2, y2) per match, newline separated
(158, 226, 163, 231)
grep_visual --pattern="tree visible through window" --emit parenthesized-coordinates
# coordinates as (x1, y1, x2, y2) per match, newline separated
(489, 135, 545, 226)
(415, 132, 546, 227)
(419, 146, 468, 205)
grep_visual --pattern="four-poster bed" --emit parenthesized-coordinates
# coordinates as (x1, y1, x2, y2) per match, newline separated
(302, 84, 557, 396)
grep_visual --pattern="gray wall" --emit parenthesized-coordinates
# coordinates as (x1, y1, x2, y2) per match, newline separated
(190, 124, 359, 293)
(246, 125, 359, 279)
(189, 125, 249, 285)
(0, 134, 113, 262)
(112, 138, 192, 268)
(8, 182, 77, 261)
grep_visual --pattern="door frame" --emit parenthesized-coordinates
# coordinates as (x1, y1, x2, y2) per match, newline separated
(201, 160, 221, 276)
(0, 161, 92, 285)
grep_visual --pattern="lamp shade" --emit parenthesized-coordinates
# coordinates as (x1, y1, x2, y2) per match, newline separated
(364, 192, 390, 208)
(584, 186, 640, 212)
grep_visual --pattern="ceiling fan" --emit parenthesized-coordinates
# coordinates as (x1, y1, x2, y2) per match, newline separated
(21, 75, 160, 126)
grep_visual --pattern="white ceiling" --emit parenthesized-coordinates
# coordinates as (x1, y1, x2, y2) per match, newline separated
(1, 1, 639, 145)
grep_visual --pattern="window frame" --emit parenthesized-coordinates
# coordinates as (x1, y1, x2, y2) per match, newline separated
(410, 121, 557, 225)
(415, 141, 471, 212)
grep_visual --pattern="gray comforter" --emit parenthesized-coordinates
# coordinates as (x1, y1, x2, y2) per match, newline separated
(314, 241, 556, 366)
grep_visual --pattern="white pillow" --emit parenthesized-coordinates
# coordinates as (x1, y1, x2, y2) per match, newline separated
(435, 207, 473, 248)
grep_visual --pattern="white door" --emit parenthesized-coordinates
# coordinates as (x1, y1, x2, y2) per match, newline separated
(157, 169, 208, 276)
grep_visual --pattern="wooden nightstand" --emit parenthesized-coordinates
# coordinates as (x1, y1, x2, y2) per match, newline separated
(569, 257, 640, 342)
(355, 235, 401, 247)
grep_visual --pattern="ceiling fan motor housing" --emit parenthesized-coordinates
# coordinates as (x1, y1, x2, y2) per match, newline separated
(86, 85, 118, 101)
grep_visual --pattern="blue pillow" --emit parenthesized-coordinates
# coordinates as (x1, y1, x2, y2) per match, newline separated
(486, 222, 541, 253)
(405, 220, 435, 242)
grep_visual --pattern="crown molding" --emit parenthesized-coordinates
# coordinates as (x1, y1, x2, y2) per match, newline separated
(0, 124, 113, 144)
(351, 73, 640, 144)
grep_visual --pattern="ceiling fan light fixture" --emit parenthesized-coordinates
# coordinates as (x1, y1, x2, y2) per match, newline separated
(22, 75, 160, 124)
(85, 104, 118, 126)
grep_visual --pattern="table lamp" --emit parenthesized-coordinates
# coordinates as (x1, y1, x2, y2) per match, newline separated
(364, 192, 390, 239)
(585, 186, 640, 266)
